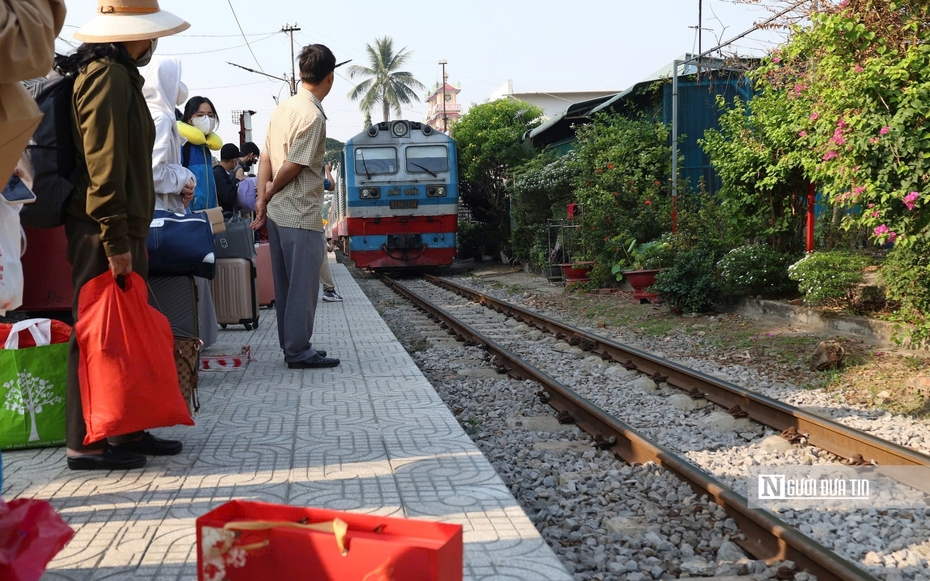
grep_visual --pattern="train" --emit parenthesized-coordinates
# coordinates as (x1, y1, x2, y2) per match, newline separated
(330, 120, 458, 269)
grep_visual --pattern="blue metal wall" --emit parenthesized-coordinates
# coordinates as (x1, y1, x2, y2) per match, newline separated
(662, 72, 753, 195)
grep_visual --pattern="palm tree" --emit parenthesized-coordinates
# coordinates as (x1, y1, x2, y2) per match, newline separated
(347, 37, 426, 123)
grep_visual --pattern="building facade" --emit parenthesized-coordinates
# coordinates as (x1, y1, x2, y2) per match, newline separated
(425, 82, 462, 133)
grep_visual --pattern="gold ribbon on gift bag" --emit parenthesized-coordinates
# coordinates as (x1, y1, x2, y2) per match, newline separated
(223, 518, 350, 556)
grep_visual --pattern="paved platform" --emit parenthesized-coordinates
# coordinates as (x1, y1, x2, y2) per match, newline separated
(1, 258, 571, 580)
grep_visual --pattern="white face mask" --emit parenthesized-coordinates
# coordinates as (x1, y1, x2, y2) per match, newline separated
(192, 115, 214, 135)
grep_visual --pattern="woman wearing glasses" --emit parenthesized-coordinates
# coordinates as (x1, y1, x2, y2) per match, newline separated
(178, 96, 222, 211)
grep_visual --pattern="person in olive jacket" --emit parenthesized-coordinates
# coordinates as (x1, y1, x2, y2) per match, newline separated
(56, 0, 190, 471)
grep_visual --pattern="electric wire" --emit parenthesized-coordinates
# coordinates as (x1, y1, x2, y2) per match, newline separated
(161, 33, 278, 56)
(226, 0, 265, 72)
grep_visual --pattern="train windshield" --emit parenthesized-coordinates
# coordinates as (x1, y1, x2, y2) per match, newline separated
(355, 147, 396, 176)
(406, 145, 449, 175)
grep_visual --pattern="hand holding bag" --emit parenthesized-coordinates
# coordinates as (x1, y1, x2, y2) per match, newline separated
(147, 210, 216, 279)
(76, 272, 194, 445)
(0, 318, 69, 450)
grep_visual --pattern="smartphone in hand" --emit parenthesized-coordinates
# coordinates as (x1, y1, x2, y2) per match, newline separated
(2, 175, 37, 205)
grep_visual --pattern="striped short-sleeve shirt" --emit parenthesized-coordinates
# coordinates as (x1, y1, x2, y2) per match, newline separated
(264, 88, 326, 231)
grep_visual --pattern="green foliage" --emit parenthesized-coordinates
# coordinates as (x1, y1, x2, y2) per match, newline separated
(881, 240, 930, 345)
(324, 137, 345, 167)
(510, 152, 577, 263)
(751, 1, 930, 249)
(672, 186, 746, 253)
(346, 36, 427, 122)
(609, 234, 676, 281)
(651, 244, 727, 313)
(567, 113, 674, 285)
(452, 99, 544, 256)
(717, 245, 799, 298)
(700, 96, 809, 253)
(787, 251, 872, 306)
(456, 221, 486, 260)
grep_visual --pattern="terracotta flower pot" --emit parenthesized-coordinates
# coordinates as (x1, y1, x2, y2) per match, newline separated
(560, 261, 594, 282)
(623, 268, 662, 303)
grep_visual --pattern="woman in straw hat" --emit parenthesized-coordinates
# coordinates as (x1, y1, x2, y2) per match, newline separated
(55, 0, 190, 471)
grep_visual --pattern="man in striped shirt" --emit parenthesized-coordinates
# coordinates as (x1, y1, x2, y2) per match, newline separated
(251, 44, 340, 369)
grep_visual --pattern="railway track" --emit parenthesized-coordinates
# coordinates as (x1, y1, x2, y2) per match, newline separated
(379, 273, 930, 581)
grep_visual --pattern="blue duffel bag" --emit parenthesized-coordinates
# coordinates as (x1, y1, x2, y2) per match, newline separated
(147, 210, 216, 279)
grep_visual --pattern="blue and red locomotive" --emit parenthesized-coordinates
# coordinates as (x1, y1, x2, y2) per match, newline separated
(331, 120, 458, 269)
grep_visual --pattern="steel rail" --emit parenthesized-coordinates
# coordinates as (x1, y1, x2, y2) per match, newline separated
(381, 275, 878, 581)
(425, 275, 930, 477)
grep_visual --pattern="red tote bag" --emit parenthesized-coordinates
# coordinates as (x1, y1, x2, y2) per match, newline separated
(76, 272, 193, 445)
(197, 500, 463, 581)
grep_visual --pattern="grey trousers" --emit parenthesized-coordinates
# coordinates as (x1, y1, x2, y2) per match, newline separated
(267, 218, 325, 363)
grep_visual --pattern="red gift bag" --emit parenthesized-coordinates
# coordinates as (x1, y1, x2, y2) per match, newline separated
(196, 500, 463, 581)
(0, 498, 75, 581)
(76, 272, 194, 445)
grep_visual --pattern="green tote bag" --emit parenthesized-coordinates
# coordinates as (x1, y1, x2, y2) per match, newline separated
(0, 319, 67, 449)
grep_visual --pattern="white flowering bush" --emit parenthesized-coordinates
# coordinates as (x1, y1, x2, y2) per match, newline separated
(787, 251, 871, 305)
(717, 245, 797, 298)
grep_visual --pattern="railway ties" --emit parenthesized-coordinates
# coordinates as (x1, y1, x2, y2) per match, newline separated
(380, 273, 930, 581)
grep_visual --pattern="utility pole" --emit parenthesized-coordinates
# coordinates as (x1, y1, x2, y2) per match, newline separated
(281, 23, 300, 96)
(439, 59, 448, 133)
(697, 0, 702, 83)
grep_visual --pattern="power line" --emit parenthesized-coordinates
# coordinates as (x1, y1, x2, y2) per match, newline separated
(227, 0, 265, 72)
(162, 33, 277, 56)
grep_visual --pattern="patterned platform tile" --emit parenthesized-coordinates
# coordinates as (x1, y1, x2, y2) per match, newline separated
(1, 258, 570, 580)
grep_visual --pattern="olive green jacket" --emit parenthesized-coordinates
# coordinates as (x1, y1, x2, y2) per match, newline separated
(68, 57, 155, 257)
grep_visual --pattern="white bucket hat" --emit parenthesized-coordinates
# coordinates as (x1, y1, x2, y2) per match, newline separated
(75, 1, 189, 43)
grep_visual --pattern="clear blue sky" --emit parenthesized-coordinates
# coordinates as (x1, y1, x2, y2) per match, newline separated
(58, 0, 784, 149)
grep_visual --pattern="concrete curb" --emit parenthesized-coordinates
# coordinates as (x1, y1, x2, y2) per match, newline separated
(725, 297, 906, 348)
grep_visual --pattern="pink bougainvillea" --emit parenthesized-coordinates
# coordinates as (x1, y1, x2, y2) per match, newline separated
(822, 150, 838, 161)
(798, 130, 808, 137)
(904, 191, 920, 210)
(880, 126, 890, 135)
(874, 224, 889, 236)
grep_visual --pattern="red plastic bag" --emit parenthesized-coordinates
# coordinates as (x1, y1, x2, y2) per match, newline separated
(0, 498, 74, 581)
(76, 272, 193, 445)
(0, 319, 71, 348)
(197, 500, 463, 581)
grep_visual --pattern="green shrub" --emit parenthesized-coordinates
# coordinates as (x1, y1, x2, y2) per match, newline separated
(717, 245, 798, 298)
(787, 251, 871, 306)
(881, 240, 930, 346)
(652, 244, 727, 313)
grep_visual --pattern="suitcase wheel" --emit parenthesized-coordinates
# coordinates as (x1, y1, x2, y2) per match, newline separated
(221, 324, 228, 329)
(243, 323, 251, 330)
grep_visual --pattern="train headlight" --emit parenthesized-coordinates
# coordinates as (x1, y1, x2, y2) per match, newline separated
(391, 121, 408, 137)
(360, 187, 380, 199)
(427, 186, 447, 197)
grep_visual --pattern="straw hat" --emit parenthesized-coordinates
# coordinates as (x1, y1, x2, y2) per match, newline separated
(75, 1, 189, 43)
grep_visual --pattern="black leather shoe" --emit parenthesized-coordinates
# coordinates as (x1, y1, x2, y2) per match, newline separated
(112, 432, 183, 456)
(67, 446, 147, 471)
(288, 354, 340, 369)
(282, 349, 326, 357)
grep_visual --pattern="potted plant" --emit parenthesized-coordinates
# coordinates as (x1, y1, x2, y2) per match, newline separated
(560, 258, 594, 282)
(611, 235, 675, 302)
